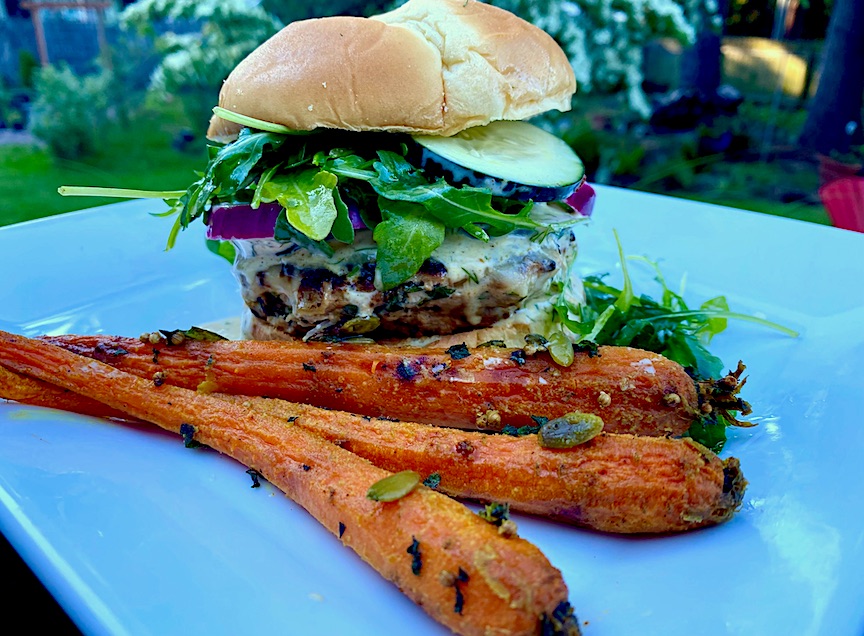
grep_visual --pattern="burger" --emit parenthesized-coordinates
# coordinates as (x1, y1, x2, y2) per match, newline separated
(188, 0, 594, 349)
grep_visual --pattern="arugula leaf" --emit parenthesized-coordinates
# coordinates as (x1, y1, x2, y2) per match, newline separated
(331, 187, 355, 244)
(686, 414, 729, 454)
(664, 331, 724, 380)
(164, 196, 188, 250)
(206, 239, 236, 264)
(612, 229, 637, 313)
(259, 170, 339, 241)
(184, 129, 287, 227)
(699, 295, 730, 342)
(315, 149, 377, 180)
(373, 200, 445, 290)
(368, 151, 542, 235)
(274, 211, 335, 257)
(252, 163, 281, 209)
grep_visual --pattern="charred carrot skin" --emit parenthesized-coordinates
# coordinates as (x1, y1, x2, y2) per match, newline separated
(0, 331, 578, 636)
(0, 365, 744, 534)
(45, 335, 700, 436)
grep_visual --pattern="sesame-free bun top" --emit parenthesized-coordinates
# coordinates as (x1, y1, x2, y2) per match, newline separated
(206, 0, 576, 141)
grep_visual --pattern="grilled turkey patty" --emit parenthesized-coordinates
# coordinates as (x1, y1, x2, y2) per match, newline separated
(232, 205, 583, 340)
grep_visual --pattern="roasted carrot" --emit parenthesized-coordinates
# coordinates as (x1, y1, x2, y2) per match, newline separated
(45, 334, 702, 436)
(0, 365, 132, 419)
(226, 396, 745, 534)
(0, 363, 745, 534)
(0, 331, 580, 636)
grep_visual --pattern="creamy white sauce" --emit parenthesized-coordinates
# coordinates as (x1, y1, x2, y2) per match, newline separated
(230, 202, 585, 339)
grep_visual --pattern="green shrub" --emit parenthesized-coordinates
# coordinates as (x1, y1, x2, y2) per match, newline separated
(18, 50, 39, 88)
(29, 64, 112, 160)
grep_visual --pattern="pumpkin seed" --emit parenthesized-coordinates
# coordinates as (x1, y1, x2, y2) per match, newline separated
(342, 315, 381, 334)
(538, 411, 604, 448)
(546, 331, 574, 367)
(367, 470, 421, 502)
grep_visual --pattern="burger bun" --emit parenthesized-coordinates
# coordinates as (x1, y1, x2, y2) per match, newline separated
(207, 0, 576, 141)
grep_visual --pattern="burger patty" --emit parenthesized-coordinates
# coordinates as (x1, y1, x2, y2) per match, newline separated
(232, 207, 583, 341)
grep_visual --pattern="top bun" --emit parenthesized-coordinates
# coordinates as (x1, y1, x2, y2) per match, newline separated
(207, 0, 576, 141)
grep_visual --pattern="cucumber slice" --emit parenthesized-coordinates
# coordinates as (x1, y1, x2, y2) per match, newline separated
(412, 120, 584, 191)
(416, 147, 584, 202)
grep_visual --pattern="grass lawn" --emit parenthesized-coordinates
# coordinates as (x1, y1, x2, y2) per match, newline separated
(645, 159, 832, 226)
(0, 110, 207, 227)
(667, 191, 831, 225)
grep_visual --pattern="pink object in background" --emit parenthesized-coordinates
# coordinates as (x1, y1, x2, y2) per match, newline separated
(819, 177, 864, 233)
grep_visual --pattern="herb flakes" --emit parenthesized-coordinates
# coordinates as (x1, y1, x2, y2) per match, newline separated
(540, 601, 582, 636)
(179, 423, 201, 448)
(395, 359, 420, 381)
(501, 423, 542, 437)
(246, 468, 261, 488)
(423, 472, 441, 489)
(92, 343, 129, 361)
(510, 350, 527, 365)
(445, 343, 471, 360)
(159, 326, 227, 345)
(406, 537, 422, 575)
(478, 502, 510, 526)
(455, 440, 475, 459)
(454, 568, 469, 614)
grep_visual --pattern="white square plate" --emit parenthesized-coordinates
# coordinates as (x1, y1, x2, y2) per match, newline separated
(1, 187, 863, 635)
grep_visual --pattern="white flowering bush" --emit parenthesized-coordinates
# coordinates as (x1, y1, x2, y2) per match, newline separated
(492, 0, 714, 117)
(121, 0, 282, 130)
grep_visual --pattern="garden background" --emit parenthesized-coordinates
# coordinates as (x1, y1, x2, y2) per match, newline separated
(1, 0, 862, 230)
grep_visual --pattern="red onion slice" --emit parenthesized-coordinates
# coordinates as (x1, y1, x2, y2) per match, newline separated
(345, 199, 367, 230)
(206, 185, 594, 241)
(207, 203, 283, 240)
(564, 183, 596, 217)
(207, 200, 368, 240)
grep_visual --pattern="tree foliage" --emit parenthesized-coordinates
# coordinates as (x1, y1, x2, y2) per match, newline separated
(799, 0, 864, 158)
(120, 0, 282, 131)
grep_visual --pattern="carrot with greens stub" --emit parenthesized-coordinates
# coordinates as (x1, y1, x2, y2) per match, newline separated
(43, 333, 706, 436)
(0, 330, 580, 636)
(0, 362, 745, 534)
